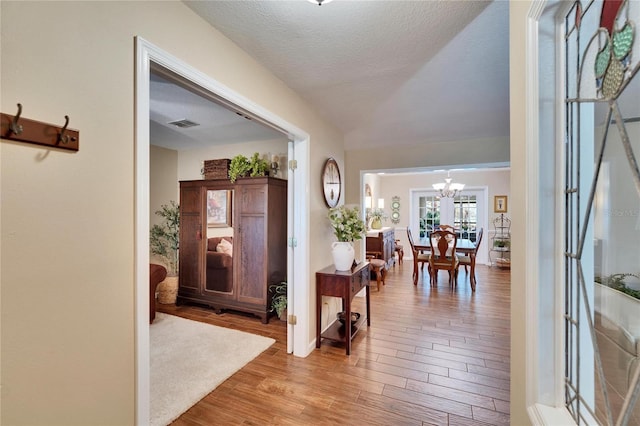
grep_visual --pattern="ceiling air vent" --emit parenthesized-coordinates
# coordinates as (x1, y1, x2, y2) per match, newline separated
(167, 119, 200, 128)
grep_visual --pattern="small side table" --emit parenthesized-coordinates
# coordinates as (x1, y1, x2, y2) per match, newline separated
(315, 262, 371, 355)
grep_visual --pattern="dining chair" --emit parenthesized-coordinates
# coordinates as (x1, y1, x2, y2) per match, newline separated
(428, 230, 459, 287)
(407, 228, 430, 286)
(457, 227, 483, 291)
(365, 235, 381, 255)
(439, 224, 455, 233)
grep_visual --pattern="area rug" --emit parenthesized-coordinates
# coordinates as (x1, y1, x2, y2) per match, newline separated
(150, 313, 275, 426)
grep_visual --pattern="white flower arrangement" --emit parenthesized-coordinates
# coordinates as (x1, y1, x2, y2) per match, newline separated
(369, 208, 388, 221)
(328, 205, 366, 242)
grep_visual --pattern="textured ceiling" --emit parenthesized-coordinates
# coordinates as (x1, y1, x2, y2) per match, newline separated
(183, 0, 509, 150)
(150, 73, 284, 151)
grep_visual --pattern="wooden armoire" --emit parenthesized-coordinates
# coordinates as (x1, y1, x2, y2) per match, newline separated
(177, 177, 287, 323)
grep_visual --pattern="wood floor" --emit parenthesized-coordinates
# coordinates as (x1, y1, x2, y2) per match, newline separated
(157, 260, 511, 425)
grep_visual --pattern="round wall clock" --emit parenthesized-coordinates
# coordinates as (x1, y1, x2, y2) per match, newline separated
(322, 158, 341, 208)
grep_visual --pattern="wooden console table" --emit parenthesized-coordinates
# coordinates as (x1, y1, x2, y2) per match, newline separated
(315, 262, 371, 355)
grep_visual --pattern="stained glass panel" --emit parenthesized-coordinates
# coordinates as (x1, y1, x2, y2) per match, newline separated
(564, 0, 640, 424)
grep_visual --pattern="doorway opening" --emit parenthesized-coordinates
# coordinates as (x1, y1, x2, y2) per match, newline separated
(135, 37, 310, 425)
(361, 166, 506, 268)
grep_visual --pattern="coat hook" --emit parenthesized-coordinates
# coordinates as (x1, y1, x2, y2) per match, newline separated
(9, 103, 23, 135)
(59, 115, 72, 144)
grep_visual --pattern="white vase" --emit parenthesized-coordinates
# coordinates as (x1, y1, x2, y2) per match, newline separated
(332, 242, 355, 271)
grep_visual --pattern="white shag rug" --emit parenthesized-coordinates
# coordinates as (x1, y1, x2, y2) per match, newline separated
(150, 313, 275, 426)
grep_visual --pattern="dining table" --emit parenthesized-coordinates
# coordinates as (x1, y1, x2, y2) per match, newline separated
(415, 236, 477, 286)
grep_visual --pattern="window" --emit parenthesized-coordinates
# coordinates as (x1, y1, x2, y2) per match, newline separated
(418, 194, 440, 237)
(414, 192, 480, 242)
(454, 195, 478, 242)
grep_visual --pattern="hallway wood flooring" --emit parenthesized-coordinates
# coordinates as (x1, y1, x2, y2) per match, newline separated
(158, 259, 511, 425)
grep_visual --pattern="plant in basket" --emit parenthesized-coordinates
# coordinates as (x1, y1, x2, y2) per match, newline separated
(150, 201, 180, 304)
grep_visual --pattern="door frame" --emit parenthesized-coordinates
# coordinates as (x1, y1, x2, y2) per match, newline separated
(134, 37, 310, 425)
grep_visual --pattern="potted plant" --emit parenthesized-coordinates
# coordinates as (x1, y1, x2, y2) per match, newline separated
(269, 281, 288, 321)
(493, 239, 509, 249)
(150, 200, 180, 304)
(369, 208, 388, 230)
(328, 205, 366, 271)
(596, 273, 640, 300)
(248, 152, 269, 177)
(228, 152, 270, 182)
(228, 154, 251, 183)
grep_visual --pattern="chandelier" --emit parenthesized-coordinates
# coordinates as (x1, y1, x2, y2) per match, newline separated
(307, 0, 334, 5)
(432, 171, 465, 198)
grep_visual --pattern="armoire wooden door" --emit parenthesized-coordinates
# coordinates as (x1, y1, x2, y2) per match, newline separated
(235, 182, 268, 307)
(178, 184, 204, 299)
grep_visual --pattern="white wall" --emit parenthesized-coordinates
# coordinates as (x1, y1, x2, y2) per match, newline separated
(345, 136, 510, 205)
(150, 145, 179, 268)
(375, 169, 510, 228)
(1, 2, 342, 423)
(150, 145, 179, 227)
(509, 1, 531, 423)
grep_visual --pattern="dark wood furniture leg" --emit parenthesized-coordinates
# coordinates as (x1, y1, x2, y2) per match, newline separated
(366, 284, 371, 327)
(368, 259, 386, 291)
(470, 254, 477, 291)
(345, 298, 352, 355)
(316, 282, 322, 349)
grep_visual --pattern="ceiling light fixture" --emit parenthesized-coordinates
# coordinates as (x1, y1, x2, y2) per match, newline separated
(432, 171, 465, 198)
(307, 0, 334, 5)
